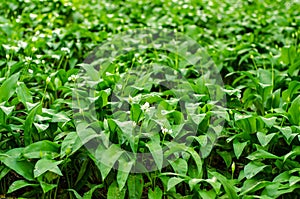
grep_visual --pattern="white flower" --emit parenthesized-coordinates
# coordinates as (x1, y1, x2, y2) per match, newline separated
(18, 41, 27, 49)
(25, 57, 32, 62)
(32, 36, 38, 42)
(141, 102, 150, 112)
(29, 13, 38, 20)
(52, 55, 60, 60)
(61, 47, 70, 54)
(68, 74, 78, 82)
(161, 126, 172, 135)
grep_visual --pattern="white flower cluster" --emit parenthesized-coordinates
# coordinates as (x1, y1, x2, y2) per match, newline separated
(68, 74, 78, 82)
(141, 102, 150, 112)
(61, 47, 70, 54)
(161, 126, 172, 135)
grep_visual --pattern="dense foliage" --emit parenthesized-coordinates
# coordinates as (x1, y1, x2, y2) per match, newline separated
(0, 0, 299, 198)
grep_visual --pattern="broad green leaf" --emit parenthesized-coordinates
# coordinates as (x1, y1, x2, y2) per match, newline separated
(276, 126, 297, 145)
(233, 139, 247, 159)
(34, 159, 63, 178)
(289, 176, 300, 186)
(24, 103, 41, 146)
(283, 146, 300, 162)
(7, 180, 39, 193)
(130, 103, 143, 122)
(107, 181, 126, 199)
(0, 148, 34, 180)
(235, 114, 256, 134)
(0, 102, 14, 116)
(198, 190, 216, 199)
(148, 186, 163, 199)
(51, 111, 71, 123)
(164, 142, 202, 177)
(127, 174, 144, 199)
(97, 144, 124, 180)
(167, 177, 185, 191)
(273, 171, 290, 183)
(240, 179, 271, 195)
(217, 151, 232, 168)
(282, 81, 300, 103)
(259, 116, 277, 128)
(247, 150, 280, 161)
(0, 72, 20, 102)
(257, 132, 276, 147)
(22, 140, 60, 159)
(288, 95, 300, 126)
(33, 123, 49, 133)
(244, 161, 268, 179)
(16, 82, 33, 109)
(146, 138, 163, 171)
(117, 157, 134, 190)
(209, 171, 238, 199)
(40, 181, 57, 193)
(169, 158, 188, 175)
(61, 131, 83, 157)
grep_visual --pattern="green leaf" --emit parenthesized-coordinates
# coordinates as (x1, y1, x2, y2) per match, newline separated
(97, 144, 124, 180)
(117, 157, 134, 191)
(146, 137, 163, 171)
(68, 189, 83, 199)
(107, 181, 126, 199)
(0, 166, 10, 181)
(288, 95, 300, 126)
(34, 159, 63, 178)
(198, 190, 216, 199)
(16, 82, 33, 109)
(283, 146, 300, 162)
(217, 151, 232, 168)
(0, 72, 20, 102)
(130, 103, 143, 122)
(259, 116, 277, 128)
(83, 184, 103, 199)
(0, 148, 34, 181)
(289, 176, 300, 186)
(240, 179, 271, 195)
(22, 140, 60, 159)
(169, 158, 188, 175)
(235, 114, 257, 134)
(148, 187, 163, 199)
(0, 102, 14, 116)
(7, 180, 38, 193)
(40, 181, 57, 193)
(244, 161, 268, 179)
(127, 174, 144, 199)
(209, 171, 238, 199)
(247, 150, 280, 161)
(277, 126, 297, 145)
(24, 103, 41, 146)
(61, 131, 83, 158)
(233, 139, 247, 159)
(257, 132, 276, 147)
(167, 177, 185, 191)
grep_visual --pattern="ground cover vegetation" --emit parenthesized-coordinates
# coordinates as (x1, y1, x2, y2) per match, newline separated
(0, 0, 300, 198)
